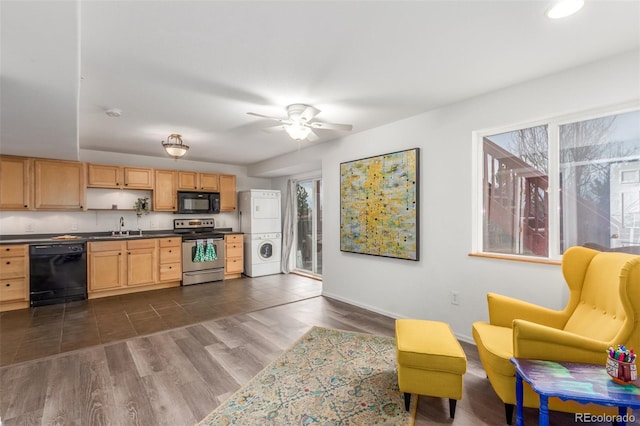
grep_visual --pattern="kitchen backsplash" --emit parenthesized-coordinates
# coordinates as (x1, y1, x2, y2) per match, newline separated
(0, 210, 238, 235)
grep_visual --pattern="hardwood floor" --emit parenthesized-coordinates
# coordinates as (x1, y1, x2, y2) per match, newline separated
(0, 275, 637, 425)
(0, 274, 321, 367)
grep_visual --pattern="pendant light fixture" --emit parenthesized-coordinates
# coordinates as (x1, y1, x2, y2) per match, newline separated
(162, 133, 189, 159)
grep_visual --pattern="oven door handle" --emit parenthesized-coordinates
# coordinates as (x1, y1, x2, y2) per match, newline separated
(183, 238, 223, 243)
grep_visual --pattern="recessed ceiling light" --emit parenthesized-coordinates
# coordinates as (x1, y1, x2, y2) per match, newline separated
(546, 0, 585, 19)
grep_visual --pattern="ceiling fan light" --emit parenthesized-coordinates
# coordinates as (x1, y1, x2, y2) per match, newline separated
(285, 123, 311, 141)
(162, 133, 190, 159)
(546, 0, 584, 19)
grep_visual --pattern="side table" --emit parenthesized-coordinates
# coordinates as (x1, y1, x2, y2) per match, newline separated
(510, 358, 640, 426)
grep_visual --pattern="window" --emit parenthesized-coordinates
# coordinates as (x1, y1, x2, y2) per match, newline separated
(477, 108, 640, 259)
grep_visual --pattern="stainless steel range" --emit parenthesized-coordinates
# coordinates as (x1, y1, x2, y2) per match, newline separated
(174, 218, 225, 286)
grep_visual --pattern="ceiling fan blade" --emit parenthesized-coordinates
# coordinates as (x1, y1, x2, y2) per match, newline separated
(306, 129, 319, 142)
(299, 105, 321, 122)
(247, 112, 289, 123)
(308, 121, 353, 132)
(263, 124, 288, 133)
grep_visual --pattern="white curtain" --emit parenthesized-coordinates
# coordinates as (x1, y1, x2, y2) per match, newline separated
(281, 179, 296, 273)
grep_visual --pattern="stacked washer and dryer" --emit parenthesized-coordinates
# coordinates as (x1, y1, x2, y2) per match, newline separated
(238, 190, 282, 277)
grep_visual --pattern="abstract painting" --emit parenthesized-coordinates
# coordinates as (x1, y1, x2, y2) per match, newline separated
(340, 148, 419, 260)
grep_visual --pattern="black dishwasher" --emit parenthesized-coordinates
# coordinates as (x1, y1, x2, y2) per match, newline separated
(29, 243, 87, 307)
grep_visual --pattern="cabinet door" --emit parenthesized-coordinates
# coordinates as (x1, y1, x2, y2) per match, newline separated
(0, 156, 31, 210)
(178, 171, 198, 190)
(87, 164, 123, 188)
(199, 173, 219, 191)
(88, 248, 126, 292)
(126, 239, 157, 286)
(34, 159, 85, 210)
(219, 174, 237, 212)
(153, 169, 177, 211)
(124, 167, 154, 189)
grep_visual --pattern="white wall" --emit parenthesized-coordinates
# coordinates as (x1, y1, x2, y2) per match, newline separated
(253, 50, 640, 342)
(0, 150, 272, 235)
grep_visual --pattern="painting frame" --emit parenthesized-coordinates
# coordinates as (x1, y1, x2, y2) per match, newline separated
(340, 148, 420, 261)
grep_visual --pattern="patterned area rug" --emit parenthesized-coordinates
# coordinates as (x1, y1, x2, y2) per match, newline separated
(198, 326, 416, 425)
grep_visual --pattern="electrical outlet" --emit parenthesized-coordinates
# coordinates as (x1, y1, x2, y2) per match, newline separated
(71, 223, 78, 231)
(450, 291, 460, 305)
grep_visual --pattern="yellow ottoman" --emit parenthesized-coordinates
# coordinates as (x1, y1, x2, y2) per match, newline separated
(395, 319, 467, 418)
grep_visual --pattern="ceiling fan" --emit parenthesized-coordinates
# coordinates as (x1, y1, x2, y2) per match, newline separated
(247, 104, 353, 141)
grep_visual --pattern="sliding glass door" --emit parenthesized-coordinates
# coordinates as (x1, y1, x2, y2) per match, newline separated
(295, 179, 322, 276)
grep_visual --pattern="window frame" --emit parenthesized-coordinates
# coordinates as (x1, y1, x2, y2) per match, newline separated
(472, 102, 640, 262)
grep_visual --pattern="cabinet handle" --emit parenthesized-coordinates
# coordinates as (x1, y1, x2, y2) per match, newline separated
(5, 248, 9, 251)
(169, 266, 172, 269)
(5, 283, 10, 287)
(5, 261, 10, 265)
(168, 250, 172, 253)
(23, 204, 27, 208)
(119, 252, 122, 255)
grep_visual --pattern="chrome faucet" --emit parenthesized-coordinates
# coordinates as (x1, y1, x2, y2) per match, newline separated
(119, 216, 125, 235)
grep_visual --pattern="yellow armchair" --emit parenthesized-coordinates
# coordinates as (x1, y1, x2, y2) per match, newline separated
(472, 246, 640, 424)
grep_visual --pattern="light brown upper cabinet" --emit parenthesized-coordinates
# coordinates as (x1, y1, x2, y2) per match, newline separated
(124, 167, 154, 189)
(219, 174, 237, 212)
(177, 171, 219, 192)
(34, 159, 86, 210)
(87, 163, 122, 188)
(0, 156, 32, 210)
(153, 169, 177, 211)
(87, 163, 154, 190)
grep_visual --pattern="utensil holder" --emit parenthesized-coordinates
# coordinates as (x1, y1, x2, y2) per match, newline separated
(606, 355, 637, 384)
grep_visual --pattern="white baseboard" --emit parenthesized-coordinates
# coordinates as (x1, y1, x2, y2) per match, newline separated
(321, 290, 476, 345)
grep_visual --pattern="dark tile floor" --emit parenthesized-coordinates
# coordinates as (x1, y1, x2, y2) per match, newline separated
(0, 273, 322, 367)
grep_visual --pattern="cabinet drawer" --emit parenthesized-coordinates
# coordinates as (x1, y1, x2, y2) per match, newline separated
(159, 262, 182, 281)
(127, 239, 157, 250)
(225, 257, 243, 274)
(0, 278, 27, 302)
(160, 246, 181, 263)
(88, 241, 124, 252)
(225, 244, 243, 258)
(0, 245, 28, 257)
(159, 237, 181, 248)
(0, 257, 26, 279)
(225, 234, 242, 244)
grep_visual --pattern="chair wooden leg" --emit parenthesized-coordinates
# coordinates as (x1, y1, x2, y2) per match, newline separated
(505, 403, 514, 425)
(449, 399, 457, 418)
(404, 392, 411, 411)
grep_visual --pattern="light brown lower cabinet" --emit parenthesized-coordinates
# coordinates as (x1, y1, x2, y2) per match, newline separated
(0, 244, 29, 312)
(224, 234, 244, 279)
(88, 238, 179, 298)
(159, 237, 182, 282)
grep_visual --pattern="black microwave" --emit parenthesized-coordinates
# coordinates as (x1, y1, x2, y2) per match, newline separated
(177, 191, 220, 214)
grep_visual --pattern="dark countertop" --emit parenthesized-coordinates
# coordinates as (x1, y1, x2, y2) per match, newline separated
(0, 228, 243, 245)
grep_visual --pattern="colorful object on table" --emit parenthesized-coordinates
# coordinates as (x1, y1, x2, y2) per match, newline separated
(193, 239, 205, 262)
(203, 238, 217, 261)
(606, 345, 637, 384)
